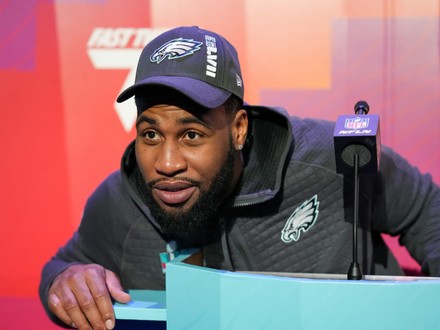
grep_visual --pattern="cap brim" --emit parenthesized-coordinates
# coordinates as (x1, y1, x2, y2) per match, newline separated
(116, 76, 231, 109)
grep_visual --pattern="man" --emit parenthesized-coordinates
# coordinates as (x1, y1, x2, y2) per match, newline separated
(40, 26, 440, 330)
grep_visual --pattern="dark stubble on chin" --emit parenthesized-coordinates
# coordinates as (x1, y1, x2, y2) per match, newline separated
(135, 139, 236, 246)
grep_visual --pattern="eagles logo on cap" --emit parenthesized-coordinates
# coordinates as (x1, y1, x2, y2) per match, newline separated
(150, 38, 203, 64)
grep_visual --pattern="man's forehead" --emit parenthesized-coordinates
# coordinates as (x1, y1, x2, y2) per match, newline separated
(140, 102, 216, 120)
(136, 86, 212, 114)
(137, 103, 210, 123)
(136, 103, 229, 131)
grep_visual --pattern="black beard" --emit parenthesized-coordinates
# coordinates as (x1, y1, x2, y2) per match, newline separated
(135, 143, 236, 247)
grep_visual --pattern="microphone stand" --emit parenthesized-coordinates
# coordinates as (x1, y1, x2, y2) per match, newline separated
(347, 152, 363, 280)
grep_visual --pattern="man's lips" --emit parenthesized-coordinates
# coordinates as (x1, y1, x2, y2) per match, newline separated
(153, 181, 197, 205)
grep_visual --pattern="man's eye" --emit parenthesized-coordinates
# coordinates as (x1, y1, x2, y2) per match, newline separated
(186, 131, 201, 140)
(144, 131, 159, 140)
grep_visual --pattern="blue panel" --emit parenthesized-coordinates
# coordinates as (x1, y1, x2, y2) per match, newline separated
(114, 289, 166, 321)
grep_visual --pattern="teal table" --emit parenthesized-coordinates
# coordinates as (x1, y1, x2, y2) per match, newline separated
(114, 251, 440, 329)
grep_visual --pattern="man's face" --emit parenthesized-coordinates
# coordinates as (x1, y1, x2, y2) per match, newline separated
(135, 101, 246, 244)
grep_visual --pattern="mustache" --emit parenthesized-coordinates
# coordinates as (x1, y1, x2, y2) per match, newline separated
(147, 176, 200, 189)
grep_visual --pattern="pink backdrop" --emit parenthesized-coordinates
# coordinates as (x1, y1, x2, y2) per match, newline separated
(0, 0, 439, 327)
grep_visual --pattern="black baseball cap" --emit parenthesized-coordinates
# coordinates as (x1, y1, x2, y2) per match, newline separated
(116, 26, 244, 108)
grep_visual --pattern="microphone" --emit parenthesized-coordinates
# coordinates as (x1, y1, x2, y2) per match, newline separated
(333, 100, 382, 280)
(333, 100, 381, 174)
(354, 100, 369, 115)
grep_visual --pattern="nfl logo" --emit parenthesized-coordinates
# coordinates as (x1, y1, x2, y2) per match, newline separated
(345, 117, 369, 129)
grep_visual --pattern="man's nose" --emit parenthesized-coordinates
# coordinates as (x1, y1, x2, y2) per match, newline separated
(155, 141, 187, 176)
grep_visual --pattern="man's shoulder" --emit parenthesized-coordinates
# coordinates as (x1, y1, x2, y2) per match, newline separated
(290, 116, 335, 140)
(245, 104, 335, 141)
(86, 170, 128, 206)
(96, 170, 124, 190)
(288, 116, 337, 166)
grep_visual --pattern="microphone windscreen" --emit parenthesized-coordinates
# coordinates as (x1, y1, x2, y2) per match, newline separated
(354, 100, 370, 114)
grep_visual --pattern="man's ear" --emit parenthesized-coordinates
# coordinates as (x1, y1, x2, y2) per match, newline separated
(232, 109, 248, 150)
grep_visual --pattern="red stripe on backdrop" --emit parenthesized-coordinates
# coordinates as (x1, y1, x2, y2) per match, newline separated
(0, 1, 72, 297)
(54, 0, 151, 230)
(0, 0, 152, 299)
